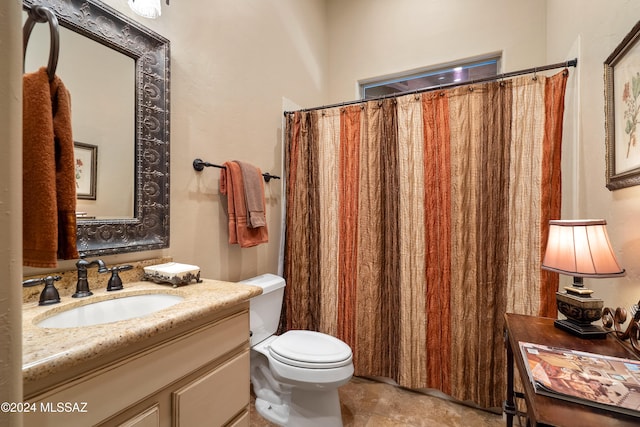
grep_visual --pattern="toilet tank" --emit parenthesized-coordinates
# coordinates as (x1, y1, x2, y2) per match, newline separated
(240, 274, 285, 346)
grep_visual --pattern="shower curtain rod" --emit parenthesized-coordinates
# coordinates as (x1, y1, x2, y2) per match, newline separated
(284, 58, 577, 115)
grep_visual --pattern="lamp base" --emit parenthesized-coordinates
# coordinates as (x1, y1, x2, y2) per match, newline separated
(555, 291, 607, 339)
(554, 319, 608, 339)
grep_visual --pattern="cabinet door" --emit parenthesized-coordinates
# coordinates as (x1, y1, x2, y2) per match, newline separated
(25, 310, 249, 427)
(227, 411, 249, 427)
(173, 351, 249, 426)
(118, 405, 160, 427)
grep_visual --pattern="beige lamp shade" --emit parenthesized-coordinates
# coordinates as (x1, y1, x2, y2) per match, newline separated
(542, 219, 625, 278)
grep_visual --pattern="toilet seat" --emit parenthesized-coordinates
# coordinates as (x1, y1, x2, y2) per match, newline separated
(269, 330, 352, 369)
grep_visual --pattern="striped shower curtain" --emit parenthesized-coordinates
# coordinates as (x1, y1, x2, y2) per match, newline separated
(283, 71, 568, 408)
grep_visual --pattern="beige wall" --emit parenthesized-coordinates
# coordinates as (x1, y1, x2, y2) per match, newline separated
(1, 1, 24, 425)
(152, 0, 329, 280)
(547, 0, 640, 314)
(326, 0, 547, 102)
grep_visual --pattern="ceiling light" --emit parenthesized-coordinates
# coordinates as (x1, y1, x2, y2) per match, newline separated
(128, 0, 169, 19)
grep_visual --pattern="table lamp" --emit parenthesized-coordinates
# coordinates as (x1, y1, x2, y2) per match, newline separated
(542, 219, 625, 339)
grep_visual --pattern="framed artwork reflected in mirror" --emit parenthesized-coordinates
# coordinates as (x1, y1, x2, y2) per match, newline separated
(74, 142, 97, 200)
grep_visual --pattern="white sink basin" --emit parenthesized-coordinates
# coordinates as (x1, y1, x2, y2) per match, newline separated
(37, 294, 184, 328)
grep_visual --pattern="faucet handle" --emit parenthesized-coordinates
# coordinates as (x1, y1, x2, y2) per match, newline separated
(73, 258, 108, 298)
(23, 275, 62, 306)
(107, 265, 133, 291)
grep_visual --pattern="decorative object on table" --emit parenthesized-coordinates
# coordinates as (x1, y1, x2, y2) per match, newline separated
(74, 142, 97, 200)
(605, 19, 640, 190)
(519, 341, 640, 417)
(542, 219, 625, 338)
(143, 262, 201, 287)
(602, 301, 640, 358)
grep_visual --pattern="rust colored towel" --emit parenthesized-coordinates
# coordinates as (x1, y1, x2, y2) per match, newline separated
(23, 67, 79, 267)
(235, 160, 266, 228)
(220, 161, 268, 247)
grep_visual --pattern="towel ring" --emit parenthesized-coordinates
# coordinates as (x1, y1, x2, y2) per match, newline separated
(23, 5, 60, 82)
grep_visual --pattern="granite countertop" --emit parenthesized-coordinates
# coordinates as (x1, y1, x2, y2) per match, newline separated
(22, 279, 262, 384)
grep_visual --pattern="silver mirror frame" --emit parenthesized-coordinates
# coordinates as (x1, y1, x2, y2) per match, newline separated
(23, 0, 170, 257)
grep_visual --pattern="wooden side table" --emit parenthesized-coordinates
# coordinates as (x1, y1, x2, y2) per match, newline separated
(504, 313, 640, 427)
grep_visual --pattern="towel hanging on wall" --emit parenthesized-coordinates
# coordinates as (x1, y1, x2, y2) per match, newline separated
(219, 161, 269, 248)
(235, 160, 267, 228)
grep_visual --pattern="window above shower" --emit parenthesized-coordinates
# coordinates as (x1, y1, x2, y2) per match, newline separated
(360, 54, 501, 99)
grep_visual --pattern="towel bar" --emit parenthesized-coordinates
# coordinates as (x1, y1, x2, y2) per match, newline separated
(193, 158, 281, 182)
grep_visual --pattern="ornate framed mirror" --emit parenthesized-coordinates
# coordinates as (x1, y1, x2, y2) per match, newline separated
(23, 0, 170, 257)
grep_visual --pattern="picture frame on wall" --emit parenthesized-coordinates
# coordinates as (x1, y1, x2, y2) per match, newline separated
(605, 20, 640, 190)
(74, 142, 97, 200)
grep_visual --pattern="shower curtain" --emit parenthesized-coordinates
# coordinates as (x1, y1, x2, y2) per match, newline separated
(283, 71, 568, 408)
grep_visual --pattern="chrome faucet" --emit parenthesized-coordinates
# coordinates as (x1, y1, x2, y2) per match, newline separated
(74, 258, 108, 298)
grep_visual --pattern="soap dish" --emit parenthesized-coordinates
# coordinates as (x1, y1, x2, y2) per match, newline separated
(143, 262, 201, 287)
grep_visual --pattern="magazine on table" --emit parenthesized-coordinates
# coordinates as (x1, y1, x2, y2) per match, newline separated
(519, 341, 640, 417)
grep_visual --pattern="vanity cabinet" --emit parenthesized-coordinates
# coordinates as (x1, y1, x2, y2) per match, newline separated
(23, 303, 251, 427)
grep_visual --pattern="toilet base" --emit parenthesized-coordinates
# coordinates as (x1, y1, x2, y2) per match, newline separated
(251, 347, 346, 427)
(254, 388, 343, 427)
(287, 388, 343, 427)
(255, 396, 289, 426)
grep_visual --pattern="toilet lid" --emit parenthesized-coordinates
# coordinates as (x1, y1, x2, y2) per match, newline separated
(269, 330, 352, 369)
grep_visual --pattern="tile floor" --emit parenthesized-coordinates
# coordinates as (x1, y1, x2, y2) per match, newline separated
(250, 376, 505, 426)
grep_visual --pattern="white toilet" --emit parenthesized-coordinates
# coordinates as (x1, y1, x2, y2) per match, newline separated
(241, 274, 354, 427)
